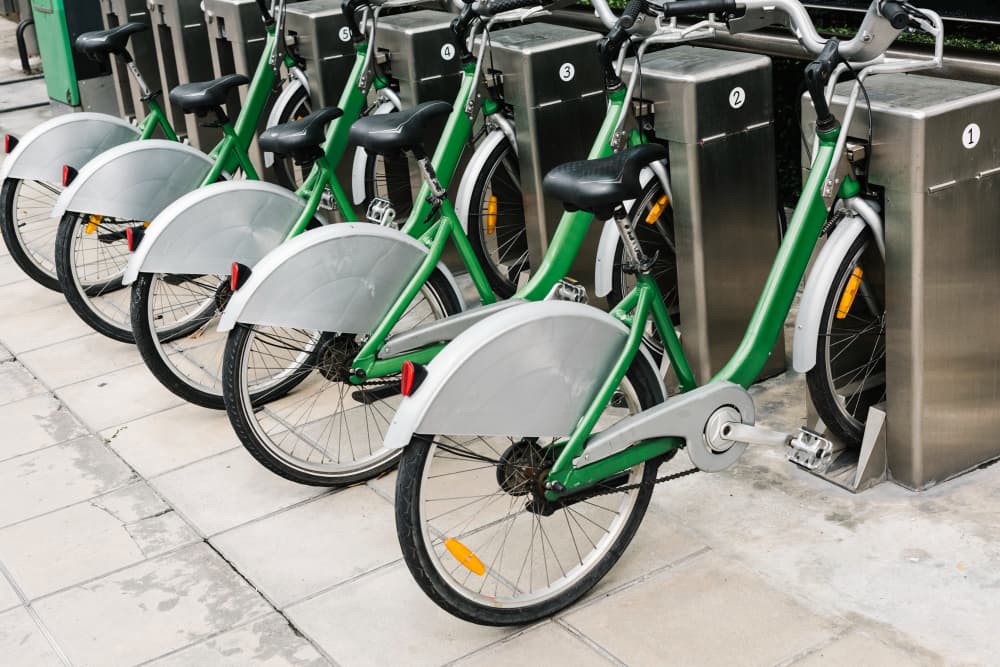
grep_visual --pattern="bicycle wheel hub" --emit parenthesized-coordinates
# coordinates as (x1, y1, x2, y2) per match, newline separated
(496, 439, 552, 498)
(317, 333, 361, 383)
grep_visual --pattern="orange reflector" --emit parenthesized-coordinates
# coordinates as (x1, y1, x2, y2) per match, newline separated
(485, 195, 498, 235)
(836, 267, 864, 320)
(645, 194, 669, 225)
(444, 538, 485, 576)
(84, 215, 102, 235)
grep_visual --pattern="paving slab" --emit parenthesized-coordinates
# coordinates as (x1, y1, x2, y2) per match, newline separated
(0, 252, 26, 286)
(32, 542, 272, 667)
(286, 564, 512, 667)
(455, 622, 612, 666)
(0, 301, 94, 354)
(151, 447, 327, 536)
(55, 363, 185, 432)
(104, 402, 240, 478)
(0, 572, 19, 612)
(0, 482, 198, 599)
(20, 331, 144, 388)
(563, 552, 836, 666)
(0, 278, 66, 319)
(212, 486, 398, 607)
(0, 435, 136, 527)
(0, 606, 64, 666)
(0, 393, 88, 461)
(794, 629, 945, 667)
(146, 613, 330, 667)
(0, 340, 10, 361)
(0, 357, 45, 406)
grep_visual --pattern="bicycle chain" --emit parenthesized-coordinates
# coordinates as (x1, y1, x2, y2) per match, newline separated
(579, 464, 701, 500)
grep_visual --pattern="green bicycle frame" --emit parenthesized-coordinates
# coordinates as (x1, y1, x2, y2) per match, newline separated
(196, 27, 295, 186)
(347, 88, 638, 383)
(543, 126, 847, 497)
(136, 98, 177, 142)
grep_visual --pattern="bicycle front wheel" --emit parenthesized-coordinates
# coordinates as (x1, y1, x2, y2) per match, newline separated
(806, 228, 886, 447)
(222, 269, 463, 486)
(466, 134, 527, 299)
(54, 211, 136, 342)
(395, 358, 665, 626)
(0, 177, 62, 291)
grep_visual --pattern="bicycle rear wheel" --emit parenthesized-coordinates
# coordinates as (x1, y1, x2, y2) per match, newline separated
(222, 269, 462, 486)
(0, 177, 62, 291)
(395, 358, 665, 626)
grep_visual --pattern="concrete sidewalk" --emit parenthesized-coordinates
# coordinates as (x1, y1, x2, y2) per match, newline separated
(1, 250, 998, 666)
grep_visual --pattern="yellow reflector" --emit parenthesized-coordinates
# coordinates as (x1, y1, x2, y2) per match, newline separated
(444, 537, 486, 576)
(836, 267, 864, 320)
(485, 196, 498, 235)
(645, 194, 669, 225)
(85, 214, 103, 234)
(143, 221, 151, 228)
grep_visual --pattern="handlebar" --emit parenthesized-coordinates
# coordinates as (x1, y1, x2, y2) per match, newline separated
(656, 0, 736, 18)
(879, 1, 910, 29)
(481, 0, 543, 16)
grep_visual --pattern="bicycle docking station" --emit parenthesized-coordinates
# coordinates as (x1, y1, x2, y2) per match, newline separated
(284, 1, 354, 111)
(147, 0, 220, 149)
(101, 0, 162, 123)
(475, 22, 606, 294)
(801, 73, 1000, 492)
(623, 46, 785, 383)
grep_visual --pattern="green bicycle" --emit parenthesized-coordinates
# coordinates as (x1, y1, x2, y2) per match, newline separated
(386, 0, 943, 625)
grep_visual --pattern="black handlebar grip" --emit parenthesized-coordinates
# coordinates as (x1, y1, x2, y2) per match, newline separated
(880, 1, 910, 30)
(483, 0, 542, 16)
(659, 0, 736, 18)
(255, 0, 274, 24)
(619, 0, 645, 29)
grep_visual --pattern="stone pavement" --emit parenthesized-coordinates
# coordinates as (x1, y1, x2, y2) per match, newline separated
(2, 243, 1000, 666)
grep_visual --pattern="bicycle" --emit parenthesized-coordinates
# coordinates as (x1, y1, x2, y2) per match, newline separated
(212, 0, 693, 486)
(384, 0, 943, 625)
(44, 0, 339, 342)
(0, 2, 310, 293)
(122, 0, 497, 410)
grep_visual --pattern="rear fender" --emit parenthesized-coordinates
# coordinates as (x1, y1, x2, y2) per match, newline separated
(218, 223, 464, 333)
(0, 113, 140, 184)
(124, 181, 310, 285)
(384, 300, 665, 449)
(52, 140, 215, 222)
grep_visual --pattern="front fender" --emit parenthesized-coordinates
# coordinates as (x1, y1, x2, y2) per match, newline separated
(792, 215, 867, 373)
(454, 128, 508, 234)
(124, 181, 309, 285)
(351, 100, 399, 205)
(0, 113, 140, 184)
(593, 167, 657, 299)
(52, 140, 215, 222)
(263, 79, 309, 169)
(384, 300, 665, 449)
(218, 223, 463, 333)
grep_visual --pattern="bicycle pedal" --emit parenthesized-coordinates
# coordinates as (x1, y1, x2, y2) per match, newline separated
(545, 278, 588, 304)
(366, 197, 397, 227)
(786, 428, 835, 471)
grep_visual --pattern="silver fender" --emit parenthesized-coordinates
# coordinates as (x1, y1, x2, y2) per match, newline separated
(123, 181, 309, 285)
(384, 300, 665, 449)
(792, 214, 867, 373)
(0, 113, 140, 184)
(263, 78, 309, 169)
(592, 167, 656, 298)
(454, 128, 508, 234)
(351, 100, 399, 206)
(52, 140, 215, 222)
(218, 223, 464, 333)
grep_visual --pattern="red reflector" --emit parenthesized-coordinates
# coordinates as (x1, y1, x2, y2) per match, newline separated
(401, 361, 416, 396)
(126, 227, 135, 252)
(230, 262, 240, 292)
(61, 165, 77, 188)
(3, 134, 15, 154)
